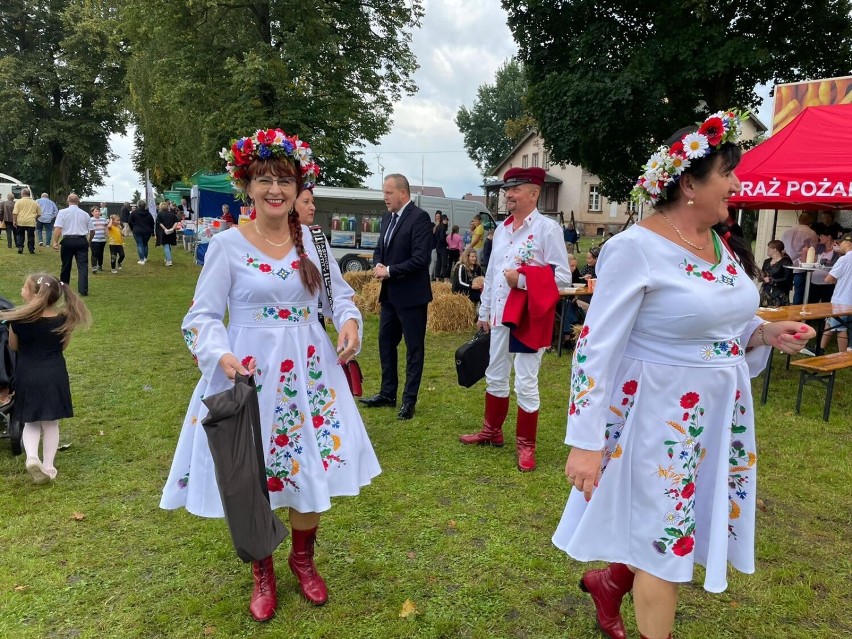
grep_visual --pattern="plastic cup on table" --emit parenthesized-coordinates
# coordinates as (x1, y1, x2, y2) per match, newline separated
(588, 278, 597, 293)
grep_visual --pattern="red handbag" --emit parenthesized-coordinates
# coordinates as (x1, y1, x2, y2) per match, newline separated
(341, 360, 363, 397)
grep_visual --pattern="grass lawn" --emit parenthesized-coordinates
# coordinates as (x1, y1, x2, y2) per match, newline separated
(0, 239, 849, 639)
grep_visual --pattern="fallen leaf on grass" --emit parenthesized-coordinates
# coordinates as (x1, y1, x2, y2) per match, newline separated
(14, 585, 29, 591)
(406, 551, 417, 560)
(71, 512, 86, 521)
(399, 599, 418, 618)
(447, 520, 457, 528)
(729, 601, 739, 608)
(203, 627, 216, 636)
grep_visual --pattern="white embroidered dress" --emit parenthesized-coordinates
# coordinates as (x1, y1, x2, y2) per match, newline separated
(161, 227, 381, 517)
(552, 225, 771, 593)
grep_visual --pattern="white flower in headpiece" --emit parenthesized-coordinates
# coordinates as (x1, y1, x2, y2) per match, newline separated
(682, 133, 710, 159)
(647, 152, 666, 172)
(668, 154, 690, 174)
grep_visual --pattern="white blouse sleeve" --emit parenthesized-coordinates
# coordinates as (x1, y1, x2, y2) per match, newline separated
(181, 235, 233, 383)
(316, 237, 364, 355)
(566, 237, 651, 451)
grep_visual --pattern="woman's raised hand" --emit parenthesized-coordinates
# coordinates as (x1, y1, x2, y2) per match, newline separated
(218, 353, 256, 380)
(763, 321, 816, 355)
(565, 447, 603, 502)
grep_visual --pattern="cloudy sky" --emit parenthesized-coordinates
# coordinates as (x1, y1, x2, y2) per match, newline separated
(91, 0, 772, 202)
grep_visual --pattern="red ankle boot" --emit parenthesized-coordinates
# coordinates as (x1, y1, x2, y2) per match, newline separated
(288, 526, 328, 605)
(579, 562, 635, 639)
(459, 392, 509, 446)
(249, 556, 277, 622)
(515, 408, 538, 472)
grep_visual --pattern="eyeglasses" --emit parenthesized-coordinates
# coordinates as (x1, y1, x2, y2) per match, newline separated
(253, 176, 298, 188)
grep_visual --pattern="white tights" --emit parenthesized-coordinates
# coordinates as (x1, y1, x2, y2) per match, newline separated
(22, 421, 60, 471)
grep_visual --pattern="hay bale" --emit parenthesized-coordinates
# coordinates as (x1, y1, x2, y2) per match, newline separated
(354, 280, 382, 316)
(343, 271, 374, 293)
(431, 281, 453, 298)
(427, 293, 476, 333)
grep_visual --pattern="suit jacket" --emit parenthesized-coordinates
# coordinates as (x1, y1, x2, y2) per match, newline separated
(373, 202, 433, 307)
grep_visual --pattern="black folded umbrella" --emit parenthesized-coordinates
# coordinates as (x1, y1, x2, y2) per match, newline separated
(202, 374, 288, 562)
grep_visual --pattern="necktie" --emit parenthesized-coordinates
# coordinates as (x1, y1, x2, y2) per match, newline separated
(385, 212, 399, 246)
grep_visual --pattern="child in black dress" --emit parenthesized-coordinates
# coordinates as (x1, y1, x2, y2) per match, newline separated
(0, 273, 91, 483)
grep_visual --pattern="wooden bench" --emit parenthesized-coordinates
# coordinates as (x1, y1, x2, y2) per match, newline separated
(789, 351, 852, 421)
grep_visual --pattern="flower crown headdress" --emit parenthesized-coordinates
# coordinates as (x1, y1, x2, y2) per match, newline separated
(220, 128, 320, 198)
(630, 110, 748, 206)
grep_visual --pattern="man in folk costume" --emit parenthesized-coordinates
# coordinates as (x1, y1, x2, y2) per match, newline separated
(459, 167, 571, 471)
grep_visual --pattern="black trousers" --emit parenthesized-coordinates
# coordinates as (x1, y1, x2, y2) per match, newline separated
(91, 241, 106, 269)
(16, 225, 35, 253)
(60, 236, 90, 295)
(109, 245, 125, 269)
(4, 224, 15, 248)
(378, 301, 427, 404)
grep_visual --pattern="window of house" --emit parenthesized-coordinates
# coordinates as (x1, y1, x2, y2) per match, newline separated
(589, 185, 601, 212)
(532, 152, 539, 167)
(522, 154, 529, 168)
(626, 200, 638, 214)
(542, 151, 549, 168)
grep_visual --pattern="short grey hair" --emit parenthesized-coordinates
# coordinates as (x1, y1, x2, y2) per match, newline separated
(41, 192, 49, 198)
(384, 173, 410, 194)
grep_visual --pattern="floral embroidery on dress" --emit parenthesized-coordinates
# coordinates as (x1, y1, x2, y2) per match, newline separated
(602, 380, 638, 470)
(569, 327, 595, 416)
(699, 338, 743, 361)
(243, 253, 294, 282)
(305, 345, 345, 470)
(265, 359, 305, 492)
(178, 472, 189, 489)
(240, 355, 263, 392)
(515, 233, 536, 266)
(652, 391, 708, 557)
(678, 259, 738, 287)
(253, 306, 312, 323)
(183, 328, 199, 363)
(727, 389, 755, 538)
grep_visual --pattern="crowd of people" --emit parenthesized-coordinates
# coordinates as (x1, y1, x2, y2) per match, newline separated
(5, 115, 837, 639)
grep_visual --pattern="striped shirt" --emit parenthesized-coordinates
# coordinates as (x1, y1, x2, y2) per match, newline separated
(92, 217, 108, 242)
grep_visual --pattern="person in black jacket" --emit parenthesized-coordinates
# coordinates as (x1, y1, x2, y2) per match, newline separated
(360, 174, 432, 420)
(432, 211, 448, 281)
(128, 199, 155, 265)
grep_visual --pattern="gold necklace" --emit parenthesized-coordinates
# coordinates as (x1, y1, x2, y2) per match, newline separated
(254, 222, 291, 248)
(659, 213, 710, 251)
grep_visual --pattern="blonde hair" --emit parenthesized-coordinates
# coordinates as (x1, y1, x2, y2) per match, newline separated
(0, 273, 92, 346)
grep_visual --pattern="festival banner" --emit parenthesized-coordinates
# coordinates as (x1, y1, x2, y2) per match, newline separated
(773, 76, 852, 134)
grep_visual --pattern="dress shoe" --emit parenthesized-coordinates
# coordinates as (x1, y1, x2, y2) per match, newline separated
(359, 394, 396, 408)
(397, 402, 415, 420)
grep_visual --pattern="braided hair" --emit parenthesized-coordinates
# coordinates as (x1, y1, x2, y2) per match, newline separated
(288, 207, 322, 295)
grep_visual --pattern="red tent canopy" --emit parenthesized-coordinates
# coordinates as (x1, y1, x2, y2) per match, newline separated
(729, 104, 852, 210)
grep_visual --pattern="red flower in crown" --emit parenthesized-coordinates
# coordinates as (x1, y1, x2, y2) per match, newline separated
(256, 129, 274, 145)
(699, 117, 725, 146)
(669, 140, 685, 157)
(680, 392, 700, 409)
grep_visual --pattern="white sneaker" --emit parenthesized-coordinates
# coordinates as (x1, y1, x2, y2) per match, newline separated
(137, 260, 145, 265)
(25, 457, 51, 484)
(165, 261, 173, 267)
(111, 269, 117, 274)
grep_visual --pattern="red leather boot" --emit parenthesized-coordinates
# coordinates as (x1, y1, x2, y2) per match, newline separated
(248, 556, 277, 622)
(579, 562, 635, 639)
(459, 392, 509, 446)
(288, 526, 328, 605)
(515, 407, 538, 472)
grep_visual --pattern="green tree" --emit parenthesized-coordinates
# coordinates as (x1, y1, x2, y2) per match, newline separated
(503, 0, 852, 201)
(131, 189, 141, 203)
(456, 59, 532, 174)
(0, 0, 126, 199)
(121, 0, 423, 191)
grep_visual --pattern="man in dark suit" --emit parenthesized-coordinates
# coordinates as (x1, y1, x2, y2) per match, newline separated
(360, 174, 432, 420)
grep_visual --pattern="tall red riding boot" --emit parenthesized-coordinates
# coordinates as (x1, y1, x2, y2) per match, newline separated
(515, 407, 539, 472)
(579, 562, 635, 639)
(249, 556, 278, 622)
(459, 392, 509, 446)
(288, 526, 328, 605)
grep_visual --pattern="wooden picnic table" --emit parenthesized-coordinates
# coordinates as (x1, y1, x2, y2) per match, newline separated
(756, 302, 852, 404)
(553, 287, 591, 357)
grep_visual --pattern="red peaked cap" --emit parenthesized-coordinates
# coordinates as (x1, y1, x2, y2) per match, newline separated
(502, 166, 546, 188)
